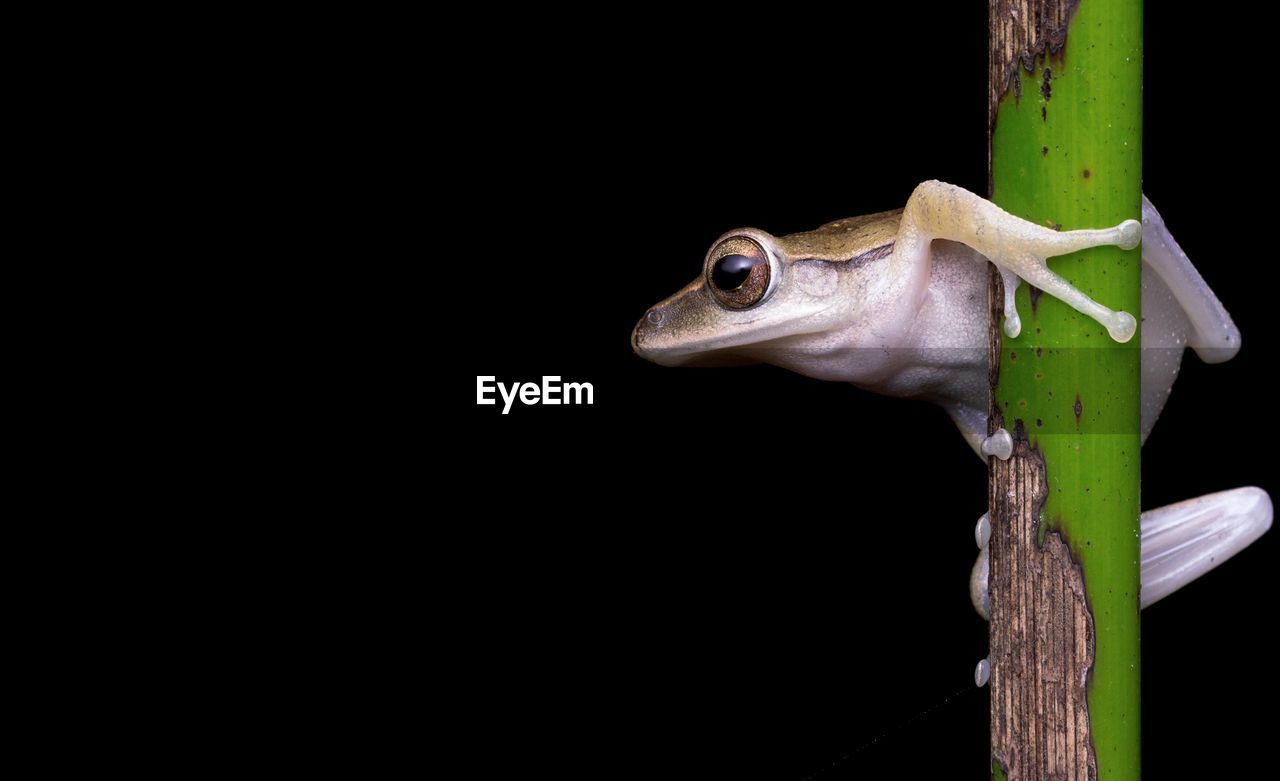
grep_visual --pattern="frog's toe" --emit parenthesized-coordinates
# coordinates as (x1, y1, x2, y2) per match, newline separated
(1117, 219, 1142, 250)
(975, 657, 990, 687)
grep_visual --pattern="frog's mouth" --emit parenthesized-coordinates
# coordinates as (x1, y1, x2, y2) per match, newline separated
(631, 315, 727, 366)
(631, 328, 758, 367)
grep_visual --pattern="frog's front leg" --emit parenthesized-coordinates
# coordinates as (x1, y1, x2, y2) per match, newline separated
(895, 180, 1141, 342)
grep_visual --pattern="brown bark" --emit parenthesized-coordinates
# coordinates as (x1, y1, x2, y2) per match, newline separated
(988, 0, 1077, 130)
(985, 409, 1097, 780)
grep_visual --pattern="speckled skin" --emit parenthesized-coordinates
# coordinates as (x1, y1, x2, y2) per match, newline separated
(632, 181, 1240, 456)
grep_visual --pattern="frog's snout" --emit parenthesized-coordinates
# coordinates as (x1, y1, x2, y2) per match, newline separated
(631, 307, 667, 359)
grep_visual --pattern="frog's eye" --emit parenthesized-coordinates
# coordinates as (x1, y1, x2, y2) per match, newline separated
(706, 237, 772, 309)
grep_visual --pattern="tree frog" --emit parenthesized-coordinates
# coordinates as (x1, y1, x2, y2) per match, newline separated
(633, 181, 1271, 619)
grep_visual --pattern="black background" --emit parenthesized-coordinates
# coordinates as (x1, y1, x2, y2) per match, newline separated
(453, 5, 1277, 778)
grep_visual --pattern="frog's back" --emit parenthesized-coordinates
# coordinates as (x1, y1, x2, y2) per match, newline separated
(778, 209, 903, 261)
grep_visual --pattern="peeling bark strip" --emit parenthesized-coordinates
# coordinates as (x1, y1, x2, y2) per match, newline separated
(988, 0, 1078, 129)
(987, 413, 1098, 780)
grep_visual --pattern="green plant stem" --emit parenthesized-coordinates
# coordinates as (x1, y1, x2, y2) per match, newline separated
(989, 1, 1142, 779)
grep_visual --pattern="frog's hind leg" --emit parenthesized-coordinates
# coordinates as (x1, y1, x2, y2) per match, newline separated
(1140, 196, 1241, 364)
(968, 486, 1272, 618)
(894, 180, 1140, 342)
(1140, 486, 1271, 608)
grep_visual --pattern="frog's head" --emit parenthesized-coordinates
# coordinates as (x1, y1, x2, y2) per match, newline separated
(632, 216, 915, 381)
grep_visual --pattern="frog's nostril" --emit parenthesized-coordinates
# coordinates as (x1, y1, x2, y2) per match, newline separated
(634, 308, 665, 357)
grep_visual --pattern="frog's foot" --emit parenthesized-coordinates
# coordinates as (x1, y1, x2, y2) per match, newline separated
(1140, 486, 1271, 608)
(990, 222, 1140, 342)
(980, 429, 1013, 461)
(897, 181, 1139, 342)
(969, 487, 1272, 620)
(970, 513, 990, 619)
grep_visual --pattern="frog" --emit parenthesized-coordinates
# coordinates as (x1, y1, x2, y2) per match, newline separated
(632, 180, 1272, 628)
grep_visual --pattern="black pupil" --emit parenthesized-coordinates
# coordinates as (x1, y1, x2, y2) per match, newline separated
(712, 254, 760, 290)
